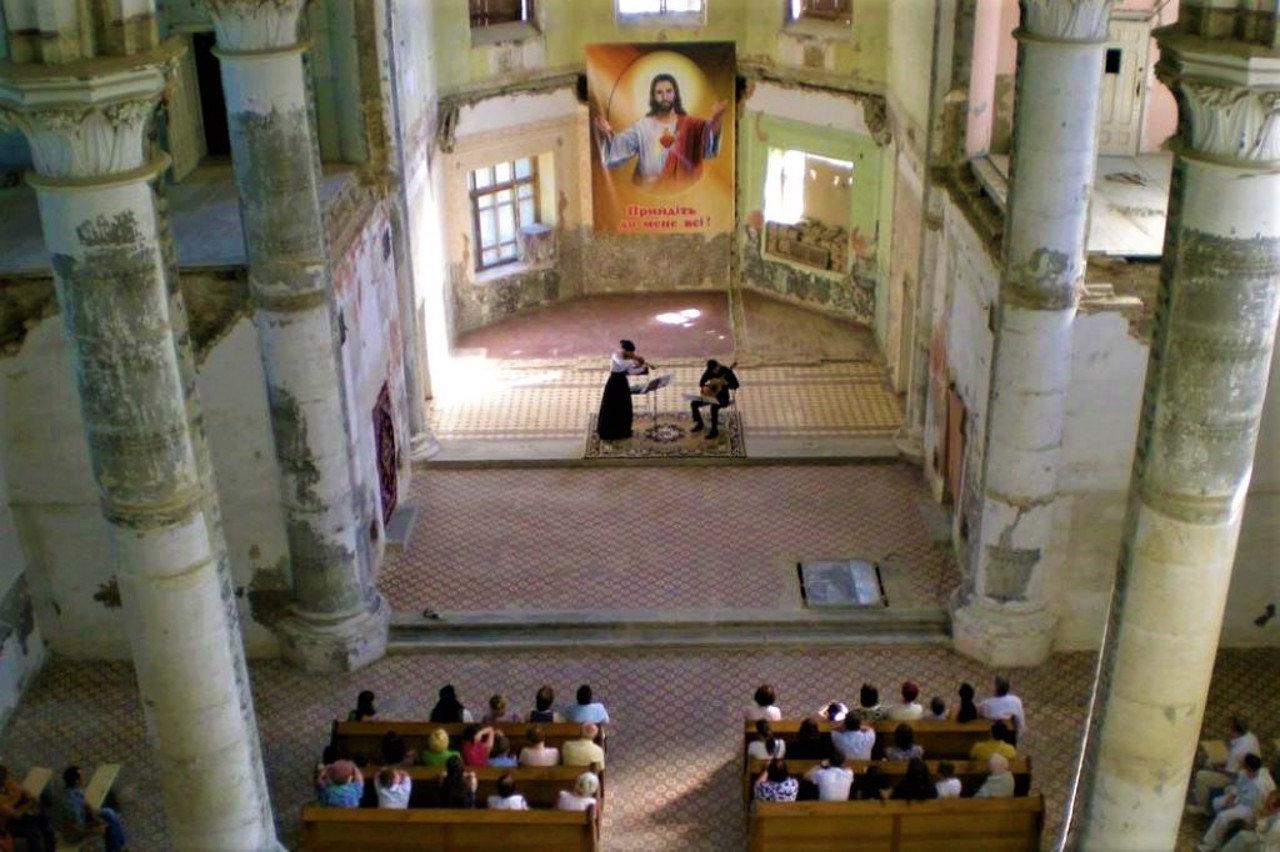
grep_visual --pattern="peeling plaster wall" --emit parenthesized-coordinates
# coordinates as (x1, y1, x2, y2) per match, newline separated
(0, 452, 45, 731)
(0, 275, 286, 658)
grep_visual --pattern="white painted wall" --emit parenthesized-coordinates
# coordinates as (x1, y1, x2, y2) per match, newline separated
(0, 451, 46, 730)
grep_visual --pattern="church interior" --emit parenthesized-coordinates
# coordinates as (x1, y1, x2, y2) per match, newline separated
(0, 0, 1277, 849)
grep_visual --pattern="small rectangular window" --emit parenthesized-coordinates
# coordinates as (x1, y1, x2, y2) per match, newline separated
(470, 0, 534, 27)
(1104, 47, 1122, 75)
(470, 157, 540, 271)
(787, 0, 852, 26)
(617, 0, 705, 25)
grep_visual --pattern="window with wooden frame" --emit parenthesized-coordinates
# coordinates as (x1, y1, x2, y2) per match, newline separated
(787, 0, 852, 26)
(470, 0, 534, 28)
(470, 158, 540, 271)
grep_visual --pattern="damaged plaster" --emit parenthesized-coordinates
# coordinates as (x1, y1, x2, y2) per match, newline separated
(0, 277, 58, 357)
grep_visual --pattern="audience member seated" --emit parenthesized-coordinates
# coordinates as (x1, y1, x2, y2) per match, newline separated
(831, 714, 876, 762)
(381, 731, 412, 766)
(747, 720, 787, 762)
(59, 766, 126, 852)
(556, 772, 601, 812)
(459, 725, 496, 767)
(430, 684, 474, 724)
(975, 753, 1015, 798)
(887, 682, 924, 721)
(438, 755, 477, 809)
(487, 773, 529, 810)
(978, 676, 1025, 744)
(316, 760, 364, 808)
(348, 689, 378, 722)
(488, 734, 519, 768)
(1222, 789, 1280, 852)
(891, 757, 937, 801)
(970, 721, 1018, 763)
(0, 762, 54, 852)
(1192, 716, 1264, 816)
(884, 723, 924, 761)
(788, 718, 832, 760)
(926, 696, 948, 721)
(375, 766, 411, 809)
(753, 759, 799, 803)
(852, 765, 891, 801)
(563, 684, 610, 725)
(814, 701, 848, 724)
(953, 682, 979, 723)
(530, 685, 562, 723)
(562, 723, 606, 769)
(935, 761, 961, 799)
(746, 684, 782, 722)
(418, 729, 461, 768)
(855, 684, 885, 721)
(519, 726, 560, 767)
(803, 753, 854, 802)
(1201, 754, 1276, 851)
(483, 694, 520, 724)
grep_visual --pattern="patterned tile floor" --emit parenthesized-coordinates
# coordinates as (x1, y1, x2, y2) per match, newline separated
(5, 647, 1276, 850)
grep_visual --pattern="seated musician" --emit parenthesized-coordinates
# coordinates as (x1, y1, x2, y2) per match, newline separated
(690, 359, 739, 439)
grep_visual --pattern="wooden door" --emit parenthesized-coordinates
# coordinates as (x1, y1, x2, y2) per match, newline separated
(1097, 17, 1150, 156)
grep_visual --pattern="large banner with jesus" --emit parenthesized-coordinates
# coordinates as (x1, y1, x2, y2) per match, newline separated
(586, 42, 736, 235)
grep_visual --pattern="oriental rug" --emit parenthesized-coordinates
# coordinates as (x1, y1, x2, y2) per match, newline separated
(584, 410, 746, 459)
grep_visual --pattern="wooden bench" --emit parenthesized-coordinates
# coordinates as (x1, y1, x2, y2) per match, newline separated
(747, 795, 1045, 852)
(742, 758, 1033, 807)
(331, 721, 602, 764)
(742, 719, 995, 761)
(359, 765, 605, 813)
(21, 766, 53, 799)
(300, 806, 599, 851)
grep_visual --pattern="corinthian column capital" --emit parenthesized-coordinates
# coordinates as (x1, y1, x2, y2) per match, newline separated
(1178, 81, 1280, 162)
(1022, 0, 1115, 43)
(203, 0, 309, 53)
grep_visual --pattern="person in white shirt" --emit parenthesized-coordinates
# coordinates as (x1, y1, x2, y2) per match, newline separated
(747, 719, 786, 762)
(975, 753, 1015, 798)
(374, 767, 412, 808)
(487, 773, 529, 810)
(556, 772, 600, 812)
(745, 684, 782, 722)
(518, 726, 561, 767)
(831, 714, 876, 761)
(935, 761, 962, 799)
(977, 676, 1026, 744)
(1202, 755, 1276, 851)
(886, 681, 924, 721)
(1192, 716, 1264, 815)
(804, 752, 854, 801)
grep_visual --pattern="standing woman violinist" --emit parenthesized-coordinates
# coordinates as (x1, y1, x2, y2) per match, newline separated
(597, 339, 650, 440)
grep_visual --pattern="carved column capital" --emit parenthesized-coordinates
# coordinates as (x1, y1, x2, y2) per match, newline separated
(1179, 81, 1280, 162)
(203, 0, 309, 53)
(1022, 0, 1115, 43)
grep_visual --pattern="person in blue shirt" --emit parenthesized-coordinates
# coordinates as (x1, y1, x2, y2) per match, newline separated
(563, 684, 610, 725)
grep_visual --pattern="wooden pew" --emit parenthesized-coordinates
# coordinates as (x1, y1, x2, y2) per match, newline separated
(742, 719, 994, 761)
(747, 795, 1045, 852)
(300, 806, 599, 851)
(331, 721, 601, 764)
(742, 758, 1032, 807)
(359, 765, 606, 813)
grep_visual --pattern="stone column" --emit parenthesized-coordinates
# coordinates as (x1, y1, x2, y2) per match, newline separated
(0, 45, 281, 850)
(1075, 33, 1280, 850)
(952, 0, 1114, 666)
(206, 0, 389, 671)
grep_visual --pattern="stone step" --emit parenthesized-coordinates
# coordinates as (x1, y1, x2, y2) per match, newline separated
(388, 607, 951, 653)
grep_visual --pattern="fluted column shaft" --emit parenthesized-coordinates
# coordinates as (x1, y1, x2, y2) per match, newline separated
(207, 0, 388, 672)
(953, 0, 1114, 666)
(1076, 29, 1280, 849)
(0, 42, 280, 850)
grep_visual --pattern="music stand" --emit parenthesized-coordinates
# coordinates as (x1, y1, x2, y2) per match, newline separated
(634, 374, 673, 431)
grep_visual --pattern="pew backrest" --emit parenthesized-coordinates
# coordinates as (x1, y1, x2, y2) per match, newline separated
(743, 719, 994, 760)
(333, 721, 602, 764)
(361, 765, 605, 812)
(300, 805, 599, 851)
(742, 758, 1032, 806)
(748, 794, 1044, 852)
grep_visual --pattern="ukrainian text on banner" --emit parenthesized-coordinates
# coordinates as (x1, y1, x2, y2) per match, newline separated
(587, 42, 736, 235)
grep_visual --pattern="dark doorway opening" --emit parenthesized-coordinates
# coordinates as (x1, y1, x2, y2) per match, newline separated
(192, 31, 231, 157)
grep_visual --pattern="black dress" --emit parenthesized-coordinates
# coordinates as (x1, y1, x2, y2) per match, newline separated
(597, 362, 636, 440)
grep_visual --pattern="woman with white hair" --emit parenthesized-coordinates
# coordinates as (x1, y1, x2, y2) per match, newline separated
(975, 753, 1015, 798)
(556, 772, 601, 811)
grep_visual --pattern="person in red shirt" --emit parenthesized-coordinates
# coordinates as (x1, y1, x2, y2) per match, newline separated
(458, 725, 495, 767)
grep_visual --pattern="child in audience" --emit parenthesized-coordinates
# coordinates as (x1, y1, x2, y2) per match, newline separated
(483, 694, 520, 724)
(556, 772, 600, 812)
(418, 729, 461, 768)
(488, 733, 519, 768)
(530, 685, 562, 723)
(747, 719, 787, 761)
(935, 761, 962, 799)
(953, 682, 979, 722)
(487, 773, 529, 810)
(375, 766, 411, 809)
(745, 684, 782, 722)
(518, 726, 560, 767)
(315, 760, 363, 808)
(927, 696, 949, 721)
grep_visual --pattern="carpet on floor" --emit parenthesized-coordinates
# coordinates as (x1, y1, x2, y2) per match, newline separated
(584, 410, 746, 459)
